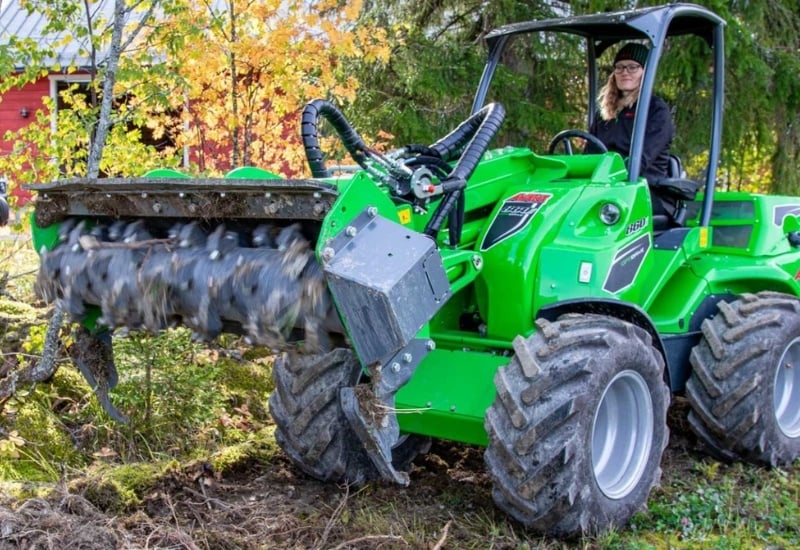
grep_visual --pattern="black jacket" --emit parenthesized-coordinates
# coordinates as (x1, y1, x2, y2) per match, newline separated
(589, 96, 674, 180)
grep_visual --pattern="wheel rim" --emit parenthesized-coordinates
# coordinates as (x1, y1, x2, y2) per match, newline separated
(591, 370, 654, 500)
(774, 337, 800, 438)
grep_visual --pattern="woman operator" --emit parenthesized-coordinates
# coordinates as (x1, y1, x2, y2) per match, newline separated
(589, 43, 675, 181)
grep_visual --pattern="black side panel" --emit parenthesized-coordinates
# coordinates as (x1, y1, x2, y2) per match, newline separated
(661, 332, 700, 393)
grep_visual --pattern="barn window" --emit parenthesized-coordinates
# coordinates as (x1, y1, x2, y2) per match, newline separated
(48, 74, 178, 153)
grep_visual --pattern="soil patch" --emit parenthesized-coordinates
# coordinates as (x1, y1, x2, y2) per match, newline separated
(0, 426, 709, 549)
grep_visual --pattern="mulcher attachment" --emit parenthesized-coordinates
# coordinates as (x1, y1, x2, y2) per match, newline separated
(36, 218, 338, 352)
(27, 176, 345, 420)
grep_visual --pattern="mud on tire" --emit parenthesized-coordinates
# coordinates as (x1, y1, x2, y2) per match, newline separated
(686, 291, 800, 467)
(484, 314, 670, 537)
(269, 348, 431, 483)
(269, 348, 377, 483)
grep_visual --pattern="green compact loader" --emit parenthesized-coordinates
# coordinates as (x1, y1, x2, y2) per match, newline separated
(28, 3, 800, 536)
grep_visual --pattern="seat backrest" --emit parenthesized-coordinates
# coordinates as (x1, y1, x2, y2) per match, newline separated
(652, 155, 699, 231)
(667, 154, 685, 179)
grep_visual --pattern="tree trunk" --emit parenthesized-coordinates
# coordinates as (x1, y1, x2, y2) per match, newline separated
(770, 106, 800, 195)
(86, 0, 128, 178)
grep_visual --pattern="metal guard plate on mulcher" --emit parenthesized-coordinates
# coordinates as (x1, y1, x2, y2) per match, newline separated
(26, 178, 339, 226)
(323, 209, 451, 366)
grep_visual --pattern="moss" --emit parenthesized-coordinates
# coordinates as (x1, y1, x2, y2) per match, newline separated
(72, 460, 177, 513)
(74, 476, 137, 513)
(0, 480, 54, 500)
(101, 461, 176, 496)
(0, 459, 54, 483)
(0, 298, 45, 345)
(0, 298, 41, 319)
(4, 399, 83, 481)
(217, 358, 274, 421)
(218, 358, 273, 394)
(206, 426, 279, 476)
(241, 346, 276, 362)
(48, 366, 98, 404)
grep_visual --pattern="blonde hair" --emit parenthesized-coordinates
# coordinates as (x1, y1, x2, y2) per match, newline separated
(597, 72, 640, 122)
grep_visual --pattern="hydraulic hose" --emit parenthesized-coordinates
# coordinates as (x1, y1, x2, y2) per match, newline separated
(430, 102, 504, 162)
(425, 188, 464, 243)
(445, 102, 505, 183)
(402, 144, 442, 158)
(0, 180, 8, 226)
(301, 99, 370, 178)
(425, 102, 505, 241)
(448, 192, 465, 246)
(0, 196, 8, 226)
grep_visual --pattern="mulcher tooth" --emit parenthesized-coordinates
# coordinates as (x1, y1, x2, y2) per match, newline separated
(67, 328, 128, 423)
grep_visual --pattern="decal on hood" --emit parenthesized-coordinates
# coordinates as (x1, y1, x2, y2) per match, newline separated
(480, 192, 552, 251)
(773, 204, 800, 226)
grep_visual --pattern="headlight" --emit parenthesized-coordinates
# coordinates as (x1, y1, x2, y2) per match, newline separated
(599, 202, 621, 225)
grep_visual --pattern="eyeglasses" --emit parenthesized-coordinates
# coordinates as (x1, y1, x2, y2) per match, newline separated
(614, 63, 642, 74)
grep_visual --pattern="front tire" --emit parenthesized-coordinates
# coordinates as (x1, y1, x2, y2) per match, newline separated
(484, 314, 670, 537)
(269, 348, 376, 483)
(686, 291, 800, 466)
(269, 348, 430, 483)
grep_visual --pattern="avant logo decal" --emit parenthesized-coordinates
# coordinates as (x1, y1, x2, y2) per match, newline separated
(480, 192, 552, 251)
(626, 217, 648, 235)
(773, 204, 800, 226)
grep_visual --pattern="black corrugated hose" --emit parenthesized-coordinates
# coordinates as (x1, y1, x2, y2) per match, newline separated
(0, 179, 9, 226)
(424, 102, 505, 243)
(300, 99, 506, 247)
(301, 99, 371, 178)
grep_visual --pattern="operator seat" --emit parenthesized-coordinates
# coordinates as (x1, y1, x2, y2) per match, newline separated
(649, 154, 702, 231)
(667, 154, 684, 180)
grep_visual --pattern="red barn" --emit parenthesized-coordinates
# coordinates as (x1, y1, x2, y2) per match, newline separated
(0, 0, 143, 216)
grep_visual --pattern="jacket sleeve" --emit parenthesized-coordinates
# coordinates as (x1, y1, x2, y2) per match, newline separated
(640, 98, 674, 174)
(584, 115, 605, 154)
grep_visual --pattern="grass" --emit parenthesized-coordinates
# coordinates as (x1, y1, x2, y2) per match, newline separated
(0, 233, 798, 548)
(619, 465, 798, 548)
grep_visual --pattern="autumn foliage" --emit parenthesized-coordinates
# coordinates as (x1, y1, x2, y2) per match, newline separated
(161, 0, 390, 175)
(0, 0, 390, 198)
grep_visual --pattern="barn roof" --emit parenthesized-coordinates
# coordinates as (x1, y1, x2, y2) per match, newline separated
(0, 0, 116, 70)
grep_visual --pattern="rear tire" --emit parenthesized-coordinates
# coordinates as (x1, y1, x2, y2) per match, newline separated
(686, 291, 800, 467)
(269, 348, 430, 483)
(484, 314, 669, 537)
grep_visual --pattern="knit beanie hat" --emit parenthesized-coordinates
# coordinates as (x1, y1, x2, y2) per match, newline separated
(614, 43, 649, 67)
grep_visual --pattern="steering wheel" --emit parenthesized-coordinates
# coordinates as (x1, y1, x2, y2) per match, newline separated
(548, 129, 608, 155)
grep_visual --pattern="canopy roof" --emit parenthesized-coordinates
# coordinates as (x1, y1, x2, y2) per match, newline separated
(486, 3, 725, 56)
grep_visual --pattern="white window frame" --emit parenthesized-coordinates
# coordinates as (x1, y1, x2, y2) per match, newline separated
(47, 73, 189, 168)
(48, 74, 93, 134)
